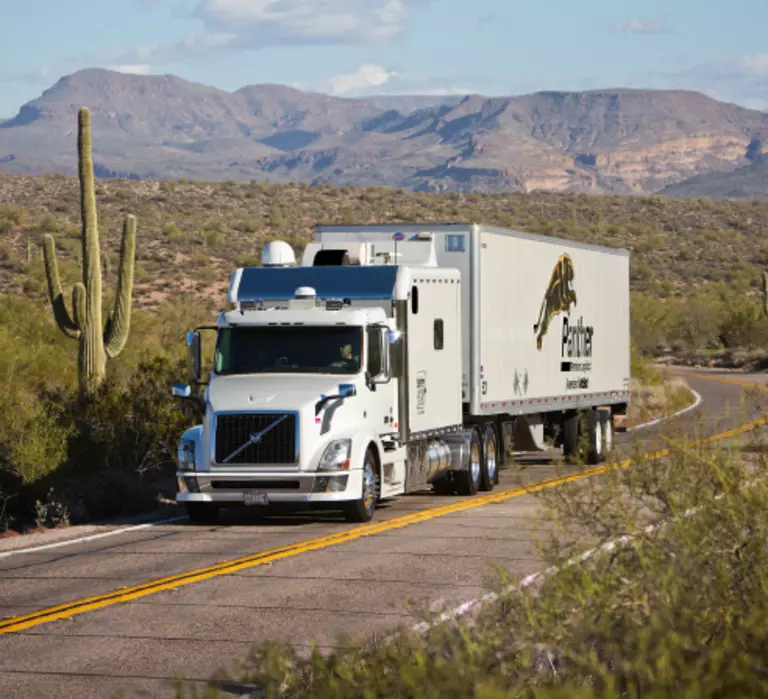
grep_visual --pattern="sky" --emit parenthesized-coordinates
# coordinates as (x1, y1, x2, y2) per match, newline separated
(1, 0, 768, 117)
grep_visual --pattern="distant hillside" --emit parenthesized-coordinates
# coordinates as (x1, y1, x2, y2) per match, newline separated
(658, 161, 768, 200)
(1, 69, 768, 195)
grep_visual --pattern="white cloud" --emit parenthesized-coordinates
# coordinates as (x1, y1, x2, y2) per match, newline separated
(319, 64, 474, 98)
(325, 64, 394, 96)
(5, 0, 431, 86)
(106, 64, 152, 75)
(633, 53, 768, 111)
(191, 0, 427, 46)
(735, 54, 768, 78)
(612, 17, 671, 35)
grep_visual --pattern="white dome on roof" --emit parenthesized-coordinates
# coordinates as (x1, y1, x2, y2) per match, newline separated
(262, 240, 296, 267)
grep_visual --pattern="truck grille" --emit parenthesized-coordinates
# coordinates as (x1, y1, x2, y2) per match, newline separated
(214, 412, 297, 465)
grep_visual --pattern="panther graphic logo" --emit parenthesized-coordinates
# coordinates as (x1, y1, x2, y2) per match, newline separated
(533, 253, 577, 351)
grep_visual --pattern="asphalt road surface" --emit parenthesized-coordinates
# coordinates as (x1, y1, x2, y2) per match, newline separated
(1, 367, 767, 699)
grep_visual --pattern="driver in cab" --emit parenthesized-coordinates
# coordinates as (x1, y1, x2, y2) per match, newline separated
(330, 343, 360, 372)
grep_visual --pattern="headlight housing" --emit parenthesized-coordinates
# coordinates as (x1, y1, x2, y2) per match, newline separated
(177, 439, 196, 471)
(317, 439, 351, 471)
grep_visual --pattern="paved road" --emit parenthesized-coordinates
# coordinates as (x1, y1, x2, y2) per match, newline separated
(1, 368, 766, 699)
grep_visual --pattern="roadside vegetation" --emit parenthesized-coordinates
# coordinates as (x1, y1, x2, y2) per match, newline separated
(175, 390, 768, 699)
(628, 345, 694, 424)
(3, 173, 767, 365)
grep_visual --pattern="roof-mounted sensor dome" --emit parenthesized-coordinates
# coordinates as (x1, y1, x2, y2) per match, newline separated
(262, 240, 296, 267)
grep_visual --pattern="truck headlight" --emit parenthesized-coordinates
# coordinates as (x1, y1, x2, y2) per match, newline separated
(317, 439, 351, 471)
(177, 439, 196, 471)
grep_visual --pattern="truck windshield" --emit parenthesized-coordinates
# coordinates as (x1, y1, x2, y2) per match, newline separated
(213, 326, 363, 375)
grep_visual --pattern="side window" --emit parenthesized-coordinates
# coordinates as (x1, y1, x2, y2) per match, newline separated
(366, 326, 383, 375)
(434, 319, 444, 350)
(411, 285, 419, 314)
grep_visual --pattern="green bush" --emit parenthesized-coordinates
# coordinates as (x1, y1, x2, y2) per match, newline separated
(0, 294, 208, 528)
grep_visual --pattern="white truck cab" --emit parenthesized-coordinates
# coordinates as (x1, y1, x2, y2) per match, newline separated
(173, 239, 467, 523)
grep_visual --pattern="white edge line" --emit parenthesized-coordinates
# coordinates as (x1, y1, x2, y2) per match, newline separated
(0, 388, 705, 559)
(0, 516, 188, 559)
(626, 387, 703, 431)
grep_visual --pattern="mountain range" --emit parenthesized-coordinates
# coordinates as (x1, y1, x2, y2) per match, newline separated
(1, 68, 767, 198)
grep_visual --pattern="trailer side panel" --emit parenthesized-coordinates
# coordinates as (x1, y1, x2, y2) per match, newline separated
(474, 227, 630, 416)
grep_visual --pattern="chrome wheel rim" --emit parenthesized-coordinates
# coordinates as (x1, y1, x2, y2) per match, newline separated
(362, 459, 376, 513)
(486, 427, 497, 482)
(595, 419, 602, 457)
(470, 439, 481, 484)
(604, 417, 613, 452)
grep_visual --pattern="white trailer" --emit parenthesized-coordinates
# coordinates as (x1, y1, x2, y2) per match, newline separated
(172, 223, 630, 523)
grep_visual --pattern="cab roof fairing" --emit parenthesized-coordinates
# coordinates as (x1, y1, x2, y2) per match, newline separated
(226, 265, 460, 307)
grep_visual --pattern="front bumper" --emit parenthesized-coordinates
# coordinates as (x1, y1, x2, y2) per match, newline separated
(176, 469, 362, 504)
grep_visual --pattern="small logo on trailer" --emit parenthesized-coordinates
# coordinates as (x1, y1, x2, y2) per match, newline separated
(533, 253, 578, 351)
(416, 370, 427, 415)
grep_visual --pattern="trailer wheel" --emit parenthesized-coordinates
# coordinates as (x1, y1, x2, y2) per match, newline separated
(563, 411, 580, 464)
(479, 422, 499, 491)
(185, 503, 220, 524)
(585, 409, 603, 465)
(343, 447, 380, 523)
(599, 409, 614, 459)
(455, 427, 482, 496)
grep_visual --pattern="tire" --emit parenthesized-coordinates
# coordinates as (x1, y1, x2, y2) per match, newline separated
(563, 411, 580, 464)
(599, 409, 614, 460)
(432, 472, 455, 495)
(479, 422, 499, 491)
(455, 427, 482, 496)
(343, 447, 380, 523)
(185, 502, 220, 524)
(585, 409, 603, 465)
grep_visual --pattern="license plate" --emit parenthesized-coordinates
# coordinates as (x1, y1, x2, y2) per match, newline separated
(244, 491, 269, 506)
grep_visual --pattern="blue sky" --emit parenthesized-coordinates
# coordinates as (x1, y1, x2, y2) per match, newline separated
(2, 0, 768, 116)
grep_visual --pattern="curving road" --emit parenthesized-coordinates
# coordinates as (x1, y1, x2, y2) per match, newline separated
(0, 368, 766, 699)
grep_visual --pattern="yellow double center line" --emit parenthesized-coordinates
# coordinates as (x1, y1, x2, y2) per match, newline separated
(1, 371, 766, 635)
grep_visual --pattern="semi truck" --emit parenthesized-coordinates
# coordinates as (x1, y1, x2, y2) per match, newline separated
(172, 223, 631, 524)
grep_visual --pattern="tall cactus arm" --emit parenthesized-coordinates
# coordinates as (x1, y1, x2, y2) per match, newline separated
(104, 214, 136, 359)
(763, 270, 768, 318)
(42, 234, 81, 339)
(72, 283, 86, 332)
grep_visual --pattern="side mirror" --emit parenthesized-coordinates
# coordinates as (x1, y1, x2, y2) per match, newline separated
(187, 331, 201, 382)
(172, 384, 192, 398)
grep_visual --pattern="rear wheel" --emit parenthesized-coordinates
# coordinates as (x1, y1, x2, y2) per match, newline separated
(479, 422, 499, 491)
(344, 447, 380, 523)
(599, 409, 614, 460)
(432, 472, 455, 495)
(185, 502, 220, 524)
(563, 411, 580, 464)
(455, 427, 482, 495)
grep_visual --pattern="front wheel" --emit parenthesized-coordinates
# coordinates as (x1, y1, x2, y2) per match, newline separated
(343, 447, 380, 523)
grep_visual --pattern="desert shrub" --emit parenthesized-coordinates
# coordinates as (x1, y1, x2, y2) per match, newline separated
(175, 399, 768, 699)
(0, 293, 208, 527)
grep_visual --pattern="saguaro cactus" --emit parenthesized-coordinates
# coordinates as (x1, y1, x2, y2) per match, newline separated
(42, 107, 136, 393)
